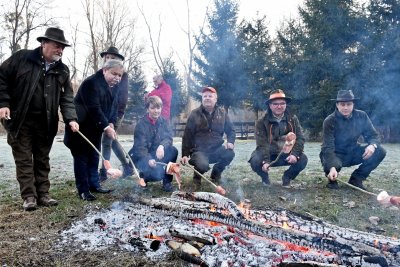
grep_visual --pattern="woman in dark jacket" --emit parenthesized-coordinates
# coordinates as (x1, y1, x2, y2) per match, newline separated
(128, 96, 178, 192)
(64, 59, 123, 200)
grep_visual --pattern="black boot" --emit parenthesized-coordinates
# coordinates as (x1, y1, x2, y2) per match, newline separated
(211, 169, 222, 183)
(348, 176, 366, 190)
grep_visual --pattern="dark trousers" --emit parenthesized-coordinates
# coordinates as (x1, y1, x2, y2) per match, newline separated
(189, 146, 235, 179)
(134, 146, 178, 184)
(71, 149, 101, 194)
(101, 132, 129, 170)
(7, 115, 54, 199)
(249, 148, 308, 182)
(321, 145, 386, 180)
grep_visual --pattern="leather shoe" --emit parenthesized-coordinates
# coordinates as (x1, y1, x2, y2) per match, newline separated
(79, 192, 96, 201)
(38, 194, 58, 206)
(23, 196, 37, 211)
(90, 187, 113, 193)
(348, 177, 367, 190)
(326, 181, 339, 189)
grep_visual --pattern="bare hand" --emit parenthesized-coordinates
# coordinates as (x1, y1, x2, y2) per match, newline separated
(262, 162, 270, 172)
(327, 167, 338, 181)
(156, 145, 164, 159)
(180, 156, 190, 165)
(148, 159, 156, 168)
(286, 155, 298, 164)
(225, 142, 234, 150)
(362, 145, 375, 160)
(69, 121, 79, 132)
(105, 127, 116, 139)
(0, 107, 11, 120)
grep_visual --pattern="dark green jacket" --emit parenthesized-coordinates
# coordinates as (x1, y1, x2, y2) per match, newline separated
(182, 105, 235, 156)
(0, 47, 77, 138)
(255, 111, 305, 163)
(320, 109, 381, 169)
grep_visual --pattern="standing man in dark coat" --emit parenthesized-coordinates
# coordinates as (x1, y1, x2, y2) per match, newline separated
(128, 96, 178, 192)
(98, 47, 132, 181)
(64, 59, 123, 201)
(181, 87, 235, 190)
(0, 27, 79, 211)
(320, 90, 386, 190)
(249, 89, 307, 187)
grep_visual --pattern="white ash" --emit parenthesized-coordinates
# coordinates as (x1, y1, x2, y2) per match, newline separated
(58, 201, 384, 266)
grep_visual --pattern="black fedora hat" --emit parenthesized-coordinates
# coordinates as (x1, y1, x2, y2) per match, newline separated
(37, 27, 70, 46)
(331, 90, 359, 102)
(100, 46, 124, 61)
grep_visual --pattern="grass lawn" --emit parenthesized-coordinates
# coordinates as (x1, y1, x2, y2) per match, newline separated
(0, 135, 399, 266)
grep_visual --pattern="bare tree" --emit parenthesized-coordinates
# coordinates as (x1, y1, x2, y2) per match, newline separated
(81, 0, 144, 76)
(2, 0, 55, 54)
(82, 0, 99, 72)
(137, 3, 165, 75)
(66, 22, 79, 83)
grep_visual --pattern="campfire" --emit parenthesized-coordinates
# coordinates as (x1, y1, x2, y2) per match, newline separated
(60, 192, 400, 266)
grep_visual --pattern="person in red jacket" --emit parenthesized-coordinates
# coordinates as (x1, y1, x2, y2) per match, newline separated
(146, 75, 172, 121)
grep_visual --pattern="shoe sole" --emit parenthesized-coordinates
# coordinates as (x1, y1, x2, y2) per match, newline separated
(23, 205, 37, 211)
(38, 202, 58, 207)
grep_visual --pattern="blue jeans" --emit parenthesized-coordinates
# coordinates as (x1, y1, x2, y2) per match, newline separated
(134, 146, 178, 184)
(71, 150, 101, 194)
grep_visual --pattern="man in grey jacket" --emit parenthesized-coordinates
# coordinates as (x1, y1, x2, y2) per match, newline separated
(0, 27, 79, 211)
(320, 90, 386, 190)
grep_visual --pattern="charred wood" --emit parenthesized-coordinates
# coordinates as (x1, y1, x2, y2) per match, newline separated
(169, 225, 216, 245)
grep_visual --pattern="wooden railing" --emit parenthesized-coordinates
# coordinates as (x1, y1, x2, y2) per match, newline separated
(173, 121, 255, 139)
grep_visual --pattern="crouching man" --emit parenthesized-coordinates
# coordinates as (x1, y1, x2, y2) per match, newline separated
(320, 90, 386, 190)
(249, 89, 307, 187)
(128, 96, 178, 192)
(181, 87, 235, 190)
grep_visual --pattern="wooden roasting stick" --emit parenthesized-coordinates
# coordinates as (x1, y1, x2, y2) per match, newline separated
(336, 177, 400, 206)
(268, 132, 297, 167)
(183, 164, 226, 195)
(76, 130, 122, 178)
(336, 178, 377, 196)
(113, 139, 147, 187)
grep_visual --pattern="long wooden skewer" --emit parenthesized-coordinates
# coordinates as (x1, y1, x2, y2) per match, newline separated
(113, 139, 146, 187)
(76, 130, 106, 160)
(182, 164, 226, 195)
(336, 178, 377, 196)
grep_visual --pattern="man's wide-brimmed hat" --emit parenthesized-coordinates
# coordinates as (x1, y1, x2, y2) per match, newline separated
(331, 90, 359, 102)
(100, 46, 124, 60)
(266, 89, 291, 104)
(37, 27, 70, 47)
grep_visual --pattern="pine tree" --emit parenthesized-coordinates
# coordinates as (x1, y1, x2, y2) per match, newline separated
(193, 0, 246, 111)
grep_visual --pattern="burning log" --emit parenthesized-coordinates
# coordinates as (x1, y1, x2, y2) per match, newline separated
(169, 225, 216, 245)
(278, 261, 345, 267)
(171, 191, 245, 219)
(166, 240, 209, 267)
(137, 195, 400, 264)
(128, 237, 161, 251)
